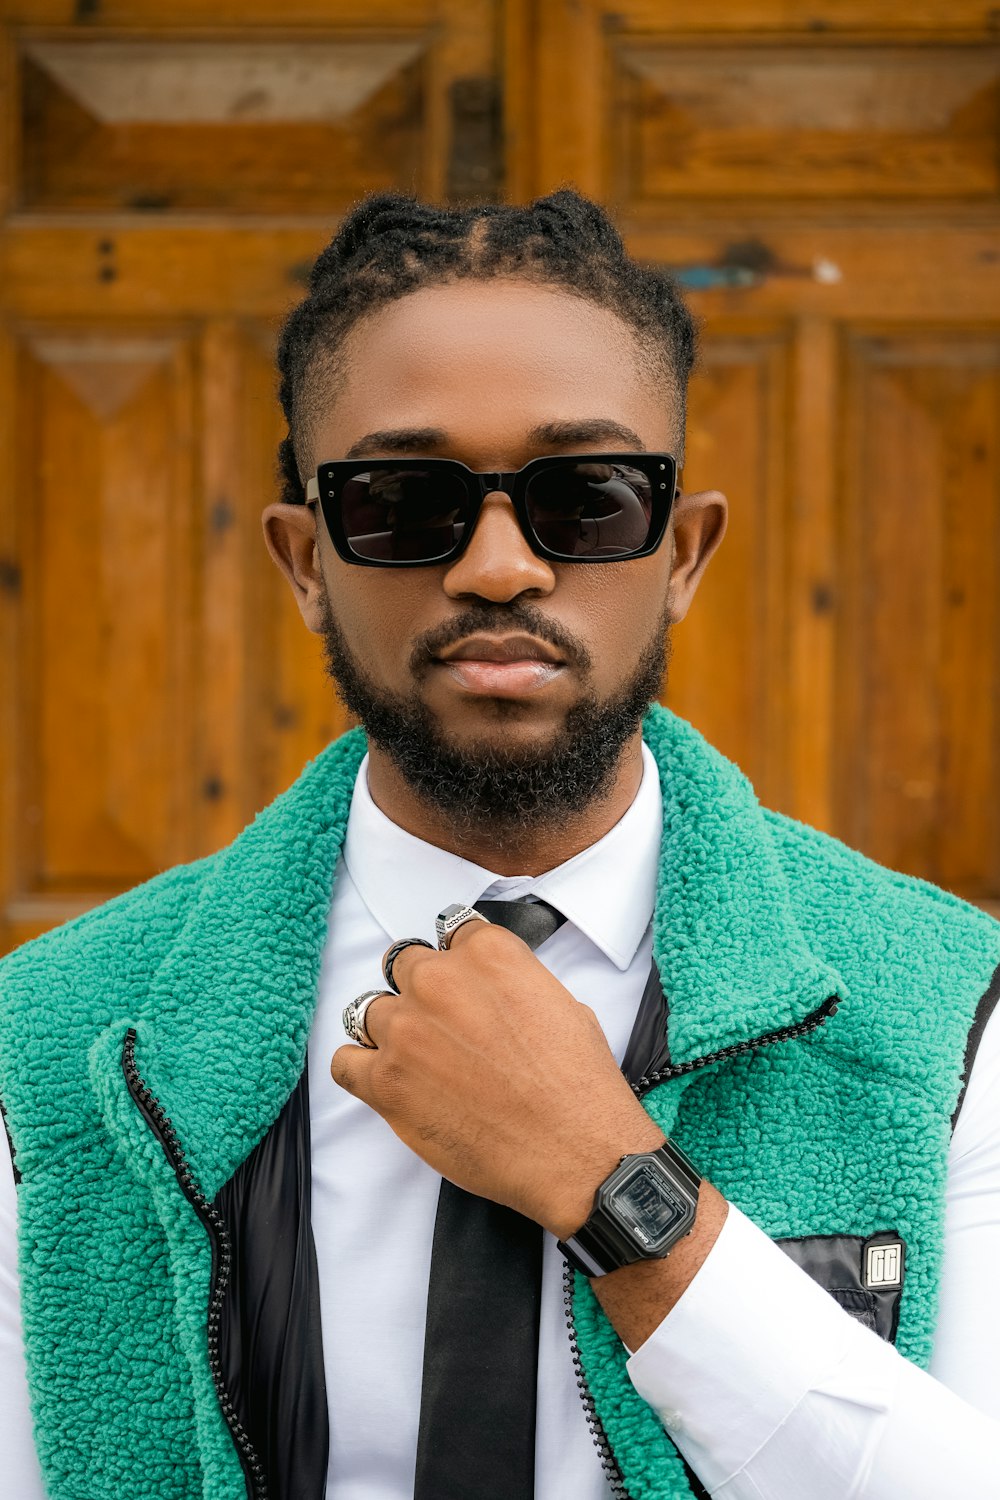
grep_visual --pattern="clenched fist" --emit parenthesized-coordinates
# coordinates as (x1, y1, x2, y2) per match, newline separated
(330, 914, 664, 1240)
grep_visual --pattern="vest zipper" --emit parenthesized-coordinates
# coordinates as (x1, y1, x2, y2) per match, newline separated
(563, 992, 841, 1500)
(121, 1028, 269, 1500)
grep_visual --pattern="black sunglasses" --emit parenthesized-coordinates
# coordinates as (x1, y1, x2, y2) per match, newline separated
(304, 452, 678, 568)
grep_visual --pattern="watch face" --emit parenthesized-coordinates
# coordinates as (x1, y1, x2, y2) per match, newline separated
(607, 1159, 690, 1250)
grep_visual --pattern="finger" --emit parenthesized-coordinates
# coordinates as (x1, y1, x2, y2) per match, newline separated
(438, 909, 492, 951)
(330, 1042, 377, 1098)
(354, 989, 397, 1049)
(381, 937, 435, 992)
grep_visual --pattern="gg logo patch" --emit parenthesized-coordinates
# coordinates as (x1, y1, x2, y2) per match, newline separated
(865, 1240, 903, 1289)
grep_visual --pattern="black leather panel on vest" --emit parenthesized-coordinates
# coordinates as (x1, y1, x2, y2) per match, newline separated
(621, 961, 671, 1085)
(777, 1231, 906, 1344)
(212, 1067, 328, 1500)
(952, 959, 1000, 1130)
(0, 1097, 20, 1186)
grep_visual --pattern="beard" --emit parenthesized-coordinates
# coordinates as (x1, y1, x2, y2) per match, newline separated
(319, 591, 669, 846)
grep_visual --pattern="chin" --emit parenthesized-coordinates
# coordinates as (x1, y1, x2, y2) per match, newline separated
(431, 695, 571, 742)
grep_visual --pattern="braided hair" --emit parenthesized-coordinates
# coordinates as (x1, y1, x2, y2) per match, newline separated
(275, 189, 696, 505)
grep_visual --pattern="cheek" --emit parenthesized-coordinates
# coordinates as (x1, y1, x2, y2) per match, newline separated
(562, 556, 671, 656)
(321, 552, 437, 668)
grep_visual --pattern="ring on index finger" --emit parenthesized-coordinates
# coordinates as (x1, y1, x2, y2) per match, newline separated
(435, 903, 490, 952)
(382, 937, 434, 994)
(342, 990, 392, 1049)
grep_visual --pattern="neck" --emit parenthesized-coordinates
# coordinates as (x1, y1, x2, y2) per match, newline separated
(364, 730, 646, 876)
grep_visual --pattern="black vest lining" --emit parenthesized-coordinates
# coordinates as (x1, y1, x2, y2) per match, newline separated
(951, 959, 1000, 1131)
(212, 1067, 328, 1500)
(0, 1097, 20, 1186)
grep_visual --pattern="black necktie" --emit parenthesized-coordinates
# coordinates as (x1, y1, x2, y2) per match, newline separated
(413, 897, 566, 1500)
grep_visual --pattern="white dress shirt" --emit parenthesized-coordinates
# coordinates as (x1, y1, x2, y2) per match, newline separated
(2, 744, 999, 1498)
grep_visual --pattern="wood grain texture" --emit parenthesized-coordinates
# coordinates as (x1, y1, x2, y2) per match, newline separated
(838, 332, 1000, 898)
(21, 38, 429, 213)
(668, 327, 791, 808)
(5, 329, 196, 945)
(613, 44, 1000, 207)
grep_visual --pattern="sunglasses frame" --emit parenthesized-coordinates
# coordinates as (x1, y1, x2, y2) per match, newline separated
(304, 452, 679, 568)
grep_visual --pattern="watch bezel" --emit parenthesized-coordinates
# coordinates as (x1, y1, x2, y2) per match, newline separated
(557, 1140, 701, 1278)
(599, 1154, 693, 1255)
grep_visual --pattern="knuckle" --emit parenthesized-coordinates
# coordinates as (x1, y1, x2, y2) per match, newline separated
(401, 946, 436, 979)
(407, 951, 439, 987)
(476, 925, 524, 971)
(375, 1057, 407, 1108)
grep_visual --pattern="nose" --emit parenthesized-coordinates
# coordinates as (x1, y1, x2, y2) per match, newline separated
(442, 491, 556, 603)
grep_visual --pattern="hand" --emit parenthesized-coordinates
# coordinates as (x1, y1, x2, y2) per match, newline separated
(330, 917, 664, 1238)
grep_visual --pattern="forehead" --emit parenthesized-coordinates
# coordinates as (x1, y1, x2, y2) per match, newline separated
(305, 280, 679, 467)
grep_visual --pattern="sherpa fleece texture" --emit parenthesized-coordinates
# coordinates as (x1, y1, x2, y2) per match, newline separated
(1, 705, 997, 1500)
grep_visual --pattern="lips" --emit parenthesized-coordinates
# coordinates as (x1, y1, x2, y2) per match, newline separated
(435, 634, 565, 666)
(433, 634, 566, 697)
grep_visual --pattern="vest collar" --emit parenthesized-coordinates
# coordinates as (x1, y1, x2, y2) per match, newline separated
(131, 707, 843, 1192)
(644, 705, 844, 1065)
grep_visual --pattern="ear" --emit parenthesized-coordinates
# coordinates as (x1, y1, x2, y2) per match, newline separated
(261, 503, 327, 633)
(666, 488, 728, 624)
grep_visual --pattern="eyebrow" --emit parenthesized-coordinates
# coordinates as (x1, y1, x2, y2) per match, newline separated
(343, 428, 448, 460)
(342, 418, 646, 462)
(526, 419, 646, 452)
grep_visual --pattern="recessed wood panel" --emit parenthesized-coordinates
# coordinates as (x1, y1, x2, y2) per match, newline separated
(14, 330, 196, 907)
(20, 35, 429, 212)
(613, 44, 1000, 207)
(196, 321, 347, 855)
(837, 332, 1000, 899)
(666, 329, 790, 805)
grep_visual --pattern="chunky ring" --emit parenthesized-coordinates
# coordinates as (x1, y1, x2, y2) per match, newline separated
(435, 902, 490, 951)
(342, 989, 391, 1049)
(382, 937, 434, 994)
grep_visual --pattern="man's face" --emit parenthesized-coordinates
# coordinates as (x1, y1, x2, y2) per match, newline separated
(265, 279, 725, 830)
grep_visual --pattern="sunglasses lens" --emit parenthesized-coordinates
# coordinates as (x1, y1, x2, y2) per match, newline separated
(524, 461, 656, 558)
(340, 468, 470, 563)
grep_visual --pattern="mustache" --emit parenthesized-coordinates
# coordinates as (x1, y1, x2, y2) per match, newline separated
(410, 602, 593, 677)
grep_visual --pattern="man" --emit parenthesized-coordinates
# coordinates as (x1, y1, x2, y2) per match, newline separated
(1, 190, 998, 1499)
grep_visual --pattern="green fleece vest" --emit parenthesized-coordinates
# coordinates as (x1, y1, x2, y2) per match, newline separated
(1, 706, 997, 1500)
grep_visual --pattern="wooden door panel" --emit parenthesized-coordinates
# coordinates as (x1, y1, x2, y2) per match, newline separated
(668, 328, 791, 805)
(613, 43, 1000, 209)
(8, 329, 196, 943)
(194, 321, 348, 861)
(14, 1, 499, 213)
(22, 35, 428, 213)
(838, 331, 1000, 898)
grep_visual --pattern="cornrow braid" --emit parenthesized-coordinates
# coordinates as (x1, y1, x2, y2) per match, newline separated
(275, 189, 696, 505)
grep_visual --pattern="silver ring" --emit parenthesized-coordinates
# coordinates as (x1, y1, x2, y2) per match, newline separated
(342, 989, 390, 1048)
(435, 902, 490, 951)
(382, 937, 434, 993)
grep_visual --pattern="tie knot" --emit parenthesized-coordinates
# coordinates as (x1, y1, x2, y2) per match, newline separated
(472, 897, 565, 953)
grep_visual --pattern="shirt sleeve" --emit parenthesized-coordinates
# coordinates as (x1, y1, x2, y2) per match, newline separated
(0, 1126, 48, 1500)
(625, 1005, 1000, 1499)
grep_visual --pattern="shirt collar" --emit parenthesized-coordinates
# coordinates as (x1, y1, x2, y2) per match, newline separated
(341, 742, 662, 971)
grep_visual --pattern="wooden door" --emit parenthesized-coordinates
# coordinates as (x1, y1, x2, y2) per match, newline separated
(517, 0, 1000, 911)
(3, 1, 999, 954)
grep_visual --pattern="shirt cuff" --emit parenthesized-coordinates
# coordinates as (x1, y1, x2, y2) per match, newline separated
(625, 1205, 893, 1492)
